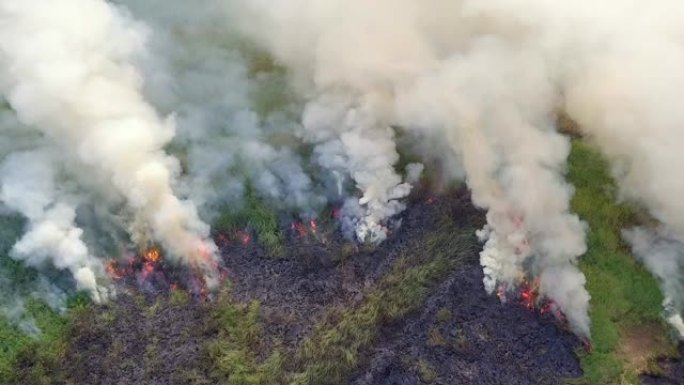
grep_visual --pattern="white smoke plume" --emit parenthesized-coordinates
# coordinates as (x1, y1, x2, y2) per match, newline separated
(0, 0, 220, 298)
(116, 0, 325, 219)
(302, 96, 417, 243)
(0, 150, 106, 302)
(224, 0, 424, 243)
(625, 228, 684, 339)
(552, 1, 684, 338)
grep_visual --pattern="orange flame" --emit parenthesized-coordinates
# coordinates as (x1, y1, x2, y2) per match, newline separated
(105, 260, 123, 280)
(236, 230, 251, 245)
(144, 248, 161, 263)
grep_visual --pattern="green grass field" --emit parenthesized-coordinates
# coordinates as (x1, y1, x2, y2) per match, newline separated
(568, 140, 675, 384)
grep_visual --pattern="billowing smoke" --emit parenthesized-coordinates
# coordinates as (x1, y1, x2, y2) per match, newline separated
(0, 0, 220, 301)
(115, 0, 326, 220)
(555, 1, 684, 339)
(1, 150, 105, 302)
(625, 228, 684, 339)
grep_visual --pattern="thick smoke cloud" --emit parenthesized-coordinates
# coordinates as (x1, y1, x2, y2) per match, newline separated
(116, 0, 325, 220)
(0, 0, 220, 300)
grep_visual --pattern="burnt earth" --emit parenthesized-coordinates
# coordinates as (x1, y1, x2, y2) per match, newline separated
(641, 343, 684, 385)
(349, 265, 582, 385)
(50, 188, 587, 384)
(218, 188, 484, 351)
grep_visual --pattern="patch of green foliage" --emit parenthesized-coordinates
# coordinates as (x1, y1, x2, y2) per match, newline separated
(0, 215, 62, 383)
(568, 140, 671, 384)
(205, 289, 284, 385)
(214, 186, 285, 257)
(2, 299, 74, 385)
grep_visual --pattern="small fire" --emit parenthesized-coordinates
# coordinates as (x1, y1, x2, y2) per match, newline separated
(236, 230, 251, 245)
(496, 288, 507, 301)
(104, 244, 227, 301)
(581, 337, 593, 354)
(145, 248, 160, 263)
(496, 279, 587, 349)
(290, 218, 320, 240)
(291, 222, 307, 237)
(216, 234, 229, 247)
(105, 260, 123, 280)
(519, 281, 539, 310)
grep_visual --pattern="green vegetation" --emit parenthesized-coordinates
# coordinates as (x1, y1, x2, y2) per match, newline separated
(205, 290, 285, 385)
(568, 140, 674, 384)
(0, 215, 68, 384)
(214, 186, 285, 257)
(2, 300, 72, 385)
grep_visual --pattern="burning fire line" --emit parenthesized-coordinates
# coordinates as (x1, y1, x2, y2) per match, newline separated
(497, 279, 593, 353)
(105, 245, 227, 300)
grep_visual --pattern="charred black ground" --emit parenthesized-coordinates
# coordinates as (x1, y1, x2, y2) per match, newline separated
(7, 188, 606, 384)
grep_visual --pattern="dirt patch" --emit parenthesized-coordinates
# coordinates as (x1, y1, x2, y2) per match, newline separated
(641, 343, 684, 385)
(617, 323, 671, 374)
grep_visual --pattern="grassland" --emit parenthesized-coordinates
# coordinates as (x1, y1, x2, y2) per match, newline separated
(568, 140, 676, 384)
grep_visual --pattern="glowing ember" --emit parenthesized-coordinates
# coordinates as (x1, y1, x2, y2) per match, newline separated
(291, 222, 307, 238)
(291, 218, 322, 240)
(520, 289, 534, 309)
(236, 230, 251, 245)
(216, 234, 229, 247)
(145, 248, 161, 263)
(495, 280, 580, 344)
(105, 260, 123, 280)
(103, 244, 226, 300)
(496, 288, 506, 301)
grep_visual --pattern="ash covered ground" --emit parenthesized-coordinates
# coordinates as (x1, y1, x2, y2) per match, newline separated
(15, 188, 604, 384)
